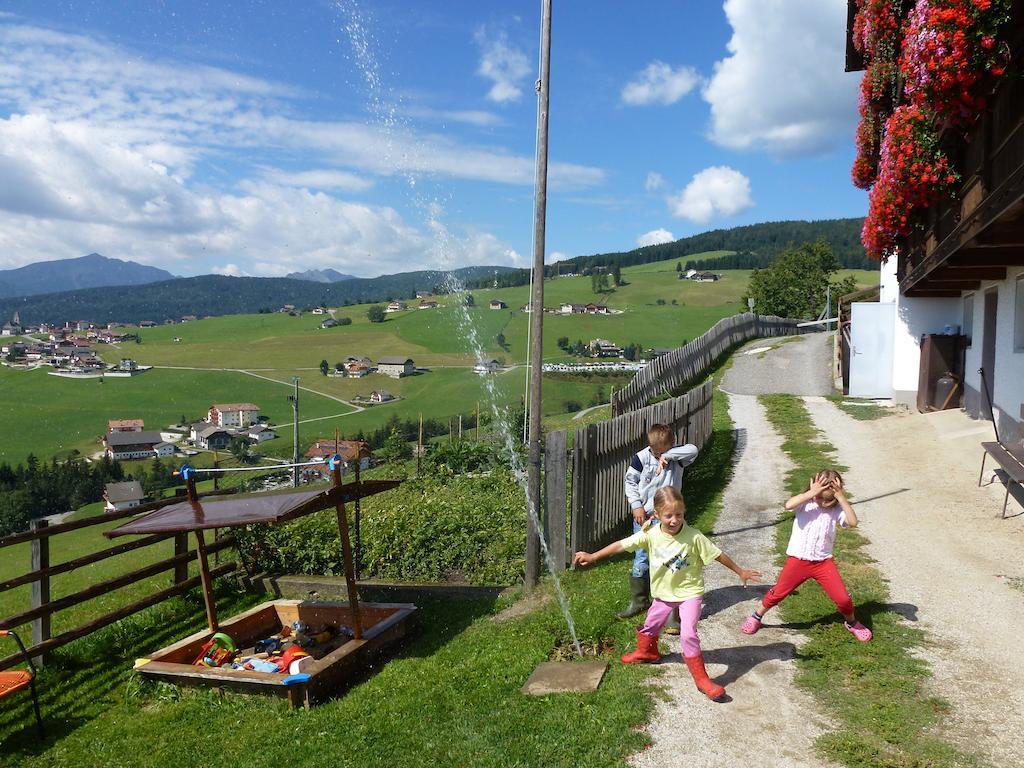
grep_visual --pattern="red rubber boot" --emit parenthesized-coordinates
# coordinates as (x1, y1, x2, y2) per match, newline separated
(620, 631, 661, 664)
(684, 654, 726, 700)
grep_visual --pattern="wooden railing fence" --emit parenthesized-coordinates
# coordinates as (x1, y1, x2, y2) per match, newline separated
(0, 493, 239, 671)
(610, 313, 802, 416)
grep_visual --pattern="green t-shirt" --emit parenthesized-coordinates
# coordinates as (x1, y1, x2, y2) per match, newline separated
(619, 524, 722, 601)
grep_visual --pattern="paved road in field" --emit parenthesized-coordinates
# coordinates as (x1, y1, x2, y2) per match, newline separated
(720, 333, 833, 397)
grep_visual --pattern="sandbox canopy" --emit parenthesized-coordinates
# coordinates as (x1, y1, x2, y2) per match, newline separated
(105, 480, 400, 538)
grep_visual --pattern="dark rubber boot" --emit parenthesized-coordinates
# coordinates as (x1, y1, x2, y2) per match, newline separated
(684, 654, 726, 700)
(621, 630, 661, 664)
(664, 606, 680, 635)
(616, 574, 650, 619)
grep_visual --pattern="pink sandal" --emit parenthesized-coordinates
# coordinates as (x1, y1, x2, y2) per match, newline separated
(844, 620, 872, 642)
(740, 615, 762, 635)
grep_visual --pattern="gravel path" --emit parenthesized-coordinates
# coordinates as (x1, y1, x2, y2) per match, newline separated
(721, 333, 834, 397)
(802, 397, 1024, 768)
(631, 394, 833, 768)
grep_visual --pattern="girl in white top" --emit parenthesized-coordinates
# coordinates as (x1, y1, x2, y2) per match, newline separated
(741, 469, 872, 642)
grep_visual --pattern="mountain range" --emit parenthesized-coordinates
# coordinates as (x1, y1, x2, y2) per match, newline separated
(0, 218, 871, 324)
(0, 253, 175, 298)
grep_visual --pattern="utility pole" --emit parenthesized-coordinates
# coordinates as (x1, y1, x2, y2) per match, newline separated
(525, 0, 552, 594)
(289, 377, 300, 487)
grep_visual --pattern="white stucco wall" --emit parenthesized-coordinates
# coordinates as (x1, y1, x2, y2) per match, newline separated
(963, 266, 1024, 441)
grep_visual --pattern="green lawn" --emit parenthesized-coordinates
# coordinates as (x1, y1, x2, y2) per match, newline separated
(0, 367, 351, 462)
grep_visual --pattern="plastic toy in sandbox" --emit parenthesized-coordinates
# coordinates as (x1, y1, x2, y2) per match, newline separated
(108, 452, 416, 708)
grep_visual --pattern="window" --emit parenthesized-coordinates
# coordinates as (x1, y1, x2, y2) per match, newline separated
(963, 293, 974, 347)
(1015, 276, 1024, 352)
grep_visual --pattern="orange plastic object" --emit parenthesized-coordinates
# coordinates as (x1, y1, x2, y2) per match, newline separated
(0, 671, 32, 698)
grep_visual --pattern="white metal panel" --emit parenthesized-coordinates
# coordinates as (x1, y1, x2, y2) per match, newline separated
(849, 302, 895, 398)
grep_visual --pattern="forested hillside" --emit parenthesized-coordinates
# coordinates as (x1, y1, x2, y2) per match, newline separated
(469, 218, 869, 289)
(0, 265, 515, 325)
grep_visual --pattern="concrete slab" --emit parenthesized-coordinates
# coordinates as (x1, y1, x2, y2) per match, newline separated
(521, 661, 608, 695)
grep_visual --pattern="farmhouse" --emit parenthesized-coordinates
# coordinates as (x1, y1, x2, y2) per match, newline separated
(312, 307, 325, 315)
(246, 424, 277, 444)
(589, 338, 623, 357)
(370, 389, 395, 403)
(691, 272, 720, 282)
(489, 300, 507, 310)
(103, 481, 146, 512)
(842, 4, 1024, 443)
(304, 439, 373, 472)
(585, 303, 610, 315)
(108, 418, 145, 433)
(560, 303, 586, 315)
(104, 431, 174, 461)
(139, 320, 157, 328)
(377, 356, 414, 378)
(474, 359, 500, 374)
(386, 301, 407, 312)
(320, 318, 338, 329)
(189, 421, 216, 442)
(343, 356, 373, 377)
(418, 299, 439, 309)
(208, 403, 260, 428)
(196, 426, 233, 451)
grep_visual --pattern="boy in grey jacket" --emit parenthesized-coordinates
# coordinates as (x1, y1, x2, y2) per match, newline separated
(619, 423, 699, 626)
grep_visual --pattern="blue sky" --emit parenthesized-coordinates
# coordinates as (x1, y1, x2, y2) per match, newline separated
(0, 0, 867, 278)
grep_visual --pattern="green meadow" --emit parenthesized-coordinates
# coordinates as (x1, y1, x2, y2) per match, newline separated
(3, 256, 878, 462)
(0, 367, 351, 463)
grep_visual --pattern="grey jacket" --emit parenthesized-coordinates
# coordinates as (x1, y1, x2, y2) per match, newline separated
(624, 443, 699, 515)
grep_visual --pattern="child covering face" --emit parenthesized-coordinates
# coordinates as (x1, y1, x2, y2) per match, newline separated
(574, 487, 761, 701)
(741, 470, 872, 642)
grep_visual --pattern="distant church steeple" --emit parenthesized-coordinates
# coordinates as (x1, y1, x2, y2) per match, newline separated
(12, 311, 20, 326)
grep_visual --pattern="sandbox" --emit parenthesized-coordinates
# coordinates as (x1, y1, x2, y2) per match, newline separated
(135, 598, 416, 708)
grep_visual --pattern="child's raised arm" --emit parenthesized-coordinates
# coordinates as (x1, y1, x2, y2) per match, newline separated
(715, 552, 762, 586)
(785, 473, 830, 510)
(833, 478, 859, 528)
(573, 541, 625, 568)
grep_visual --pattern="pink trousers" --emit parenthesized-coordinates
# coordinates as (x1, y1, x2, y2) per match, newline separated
(639, 597, 703, 657)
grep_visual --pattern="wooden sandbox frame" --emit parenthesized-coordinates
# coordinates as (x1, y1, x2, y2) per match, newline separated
(135, 598, 416, 708)
(107, 450, 413, 708)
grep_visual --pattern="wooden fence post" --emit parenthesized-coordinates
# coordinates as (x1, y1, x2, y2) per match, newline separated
(544, 430, 568, 571)
(29, 519, 50, 667)
(173, 532, 189, 585)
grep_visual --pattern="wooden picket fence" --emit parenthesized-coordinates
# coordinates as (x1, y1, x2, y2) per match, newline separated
(543, 312, 804, 567)
(610, 312, 802, 416)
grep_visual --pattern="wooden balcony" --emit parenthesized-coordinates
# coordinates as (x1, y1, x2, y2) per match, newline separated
(898, 27, 1024, 297)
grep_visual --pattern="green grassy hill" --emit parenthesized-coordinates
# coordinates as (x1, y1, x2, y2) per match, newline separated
(1, 259, 878, 462)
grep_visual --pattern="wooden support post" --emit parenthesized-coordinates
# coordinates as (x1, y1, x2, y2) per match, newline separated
(354, 452, 362, 581)
(458, 414, 463, 441)
(186, 475, 218, 632)
(330, 466, 363, 640)
(417, 413, 424, 476)
(173, 532, 189, 585)
(476, 401, 481, 441)
(193, 528, 219, 632)
(544, 430, 568, 571)
(29, 519, 50, 667)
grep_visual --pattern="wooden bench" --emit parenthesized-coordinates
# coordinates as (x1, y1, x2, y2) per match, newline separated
(979, 442, 1024, 518)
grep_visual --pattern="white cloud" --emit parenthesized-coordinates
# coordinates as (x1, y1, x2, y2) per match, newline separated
(0, 22, 605, 274)
(474, 28, 532, 104)
(261, 169, 374, 192)
(645, 172, 666, 192)
(702, 0, 857, 155)
(546, 250, 567, 264)
(621, 61, 701, 106)
(404, 106, 504, 127)
(636, 228, 676, 247)
(667, 166, 753, 224)
(212, 264, 247, 277)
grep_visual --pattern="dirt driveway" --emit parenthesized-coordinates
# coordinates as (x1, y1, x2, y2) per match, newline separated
(803, 398, 1024, 768)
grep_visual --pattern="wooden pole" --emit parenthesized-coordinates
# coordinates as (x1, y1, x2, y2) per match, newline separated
(354, 446, 362, 581)
(29, 519, 50, 667)
(330, 464, 363, 640)
(186, 476, 218, 632)
(525, 0, 553, 593)
(417, 413, 423, 476)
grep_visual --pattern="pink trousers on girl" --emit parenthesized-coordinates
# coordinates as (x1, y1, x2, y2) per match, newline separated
(639, 597, 703, 657)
